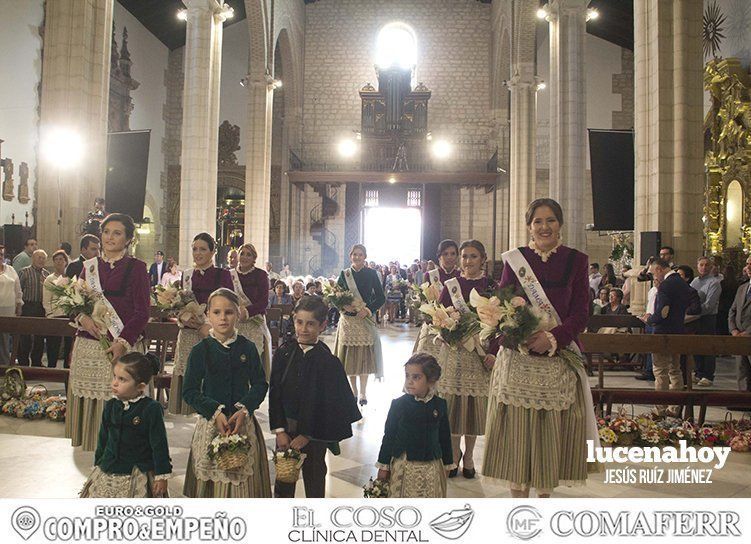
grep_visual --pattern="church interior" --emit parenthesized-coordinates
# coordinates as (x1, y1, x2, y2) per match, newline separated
(2, 0, 751, 500)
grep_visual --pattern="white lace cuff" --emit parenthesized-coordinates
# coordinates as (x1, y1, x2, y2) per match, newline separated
(544, 331, 558, 357)
(154, 473, 172, 481)
(272, 428, 286, 434)
(233, 402, 250, 416)
(374, 462, 390, 470)
(211, 404, 225, 421)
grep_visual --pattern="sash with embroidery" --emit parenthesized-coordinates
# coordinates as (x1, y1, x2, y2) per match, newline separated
(83, 257, 125, 340)
(427, 268, 443, 292)
(444, 277, 472, 314)
(343, 268, 365, 303)
(500, 248, 599, 442)
(229, 268, 253, 308)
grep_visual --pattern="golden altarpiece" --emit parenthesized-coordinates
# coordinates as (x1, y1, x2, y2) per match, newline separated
(704, 58, 751, 255)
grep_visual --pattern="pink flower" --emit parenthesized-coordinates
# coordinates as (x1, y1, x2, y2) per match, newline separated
(510, 297, 526, 308)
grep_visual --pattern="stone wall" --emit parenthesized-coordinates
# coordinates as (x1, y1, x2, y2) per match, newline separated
(302, 0, 494, 172)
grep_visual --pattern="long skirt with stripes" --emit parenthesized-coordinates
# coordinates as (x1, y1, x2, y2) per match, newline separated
(168, 328, 202, 415)
(482, 364, 590, 493)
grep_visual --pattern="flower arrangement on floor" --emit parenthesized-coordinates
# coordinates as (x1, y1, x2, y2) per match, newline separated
(469, 287, 584, 371)
(363, 477, 390, 498)
(418, 301, 482, 353)
(207, 433, 251, 471)
(153, 282, 205, 327)
(45, 275, 113, 353)
(596, 410, 751, 451)
(0, 384, 66, 422)
(273, 448, 306, 483)
(322, 284, 373, 323)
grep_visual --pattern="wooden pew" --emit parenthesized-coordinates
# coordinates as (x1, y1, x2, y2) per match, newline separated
(580, 333, 751, 423)
(585, 314, 647, 375)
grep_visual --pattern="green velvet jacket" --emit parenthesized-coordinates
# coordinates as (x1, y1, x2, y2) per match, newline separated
(337, 267, 386, 315)
(182, 335, 268, 420)
(377, 393, 453, 467)
(95, 396, 172, 476)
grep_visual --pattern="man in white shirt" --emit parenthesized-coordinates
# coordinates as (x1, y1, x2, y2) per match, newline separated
(690, 256, 722, 386)
(589, 263, 603, 293)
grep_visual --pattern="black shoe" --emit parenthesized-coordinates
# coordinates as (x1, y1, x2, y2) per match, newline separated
(462, 467, 476, 479)
(359, 398, 368, 406)
(635, 374, 655, 381)
(448, 467, 458, 478)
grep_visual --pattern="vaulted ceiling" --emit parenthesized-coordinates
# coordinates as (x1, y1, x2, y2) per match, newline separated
(116, 0, 632, 52)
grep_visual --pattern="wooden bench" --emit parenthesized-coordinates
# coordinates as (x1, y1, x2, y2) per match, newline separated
(585, 314, 647, 374)
(580, 332, 751, 423)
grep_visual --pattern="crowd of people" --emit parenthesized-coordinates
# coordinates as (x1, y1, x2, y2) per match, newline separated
(3, 196, 749, 500)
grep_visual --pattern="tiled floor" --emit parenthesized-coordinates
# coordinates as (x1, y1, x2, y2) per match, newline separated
(2, 323, 751, 498)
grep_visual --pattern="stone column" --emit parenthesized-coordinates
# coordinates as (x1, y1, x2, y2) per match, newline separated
(547, 0, 588, 251)
(243, 75, 274, 262)
(507, 69, 539, 248)
(36, 0, 114, 251)
(631, 0, 703, 312)
(178, 0, 230, 264)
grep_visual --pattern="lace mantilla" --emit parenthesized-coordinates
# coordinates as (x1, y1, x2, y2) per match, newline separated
(71, 337, 147, 400)
(435, 343, 490, 398)
(490, 347, 577, 411)
(528, 239, 563, 263)
(337, 314, 375, 347)
(172, 328, 204, 377)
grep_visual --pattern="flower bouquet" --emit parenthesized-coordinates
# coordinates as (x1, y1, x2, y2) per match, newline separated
(46, 276, 115, 355)
(44, 396, 67, 422)
(273, 448, 306, 483)
(469, 287, 584, 372)
(698, 426, 722, 447)
(208, 433, 251, 471)
(363, 477, 390, 498)
(608, 415, 641, 446)
(418, 302, 481, 352)
(665, 422, 698, 447)
(729, 431, 751, 452)
(322, 283, 373, 323)
(598, 426, 618, 445)
(154, 282, 206, 327)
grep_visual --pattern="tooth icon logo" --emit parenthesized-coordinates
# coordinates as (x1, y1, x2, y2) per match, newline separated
(429, 504, 475, 540)
(11, 506, 41, 541)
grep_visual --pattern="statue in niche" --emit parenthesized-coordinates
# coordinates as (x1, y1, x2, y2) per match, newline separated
(218, 120, 241, 168)
(18, 162, 30, 204)
(2, 158, 14, 202)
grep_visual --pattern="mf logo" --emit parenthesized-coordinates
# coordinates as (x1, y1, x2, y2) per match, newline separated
(506, 505, 543, 541)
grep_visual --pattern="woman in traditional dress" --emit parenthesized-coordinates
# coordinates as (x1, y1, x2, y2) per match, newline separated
(67, 213, 150, 451)
(230, 243, 272, 378)
(413, 240, 461, 358)
(482, 198, 598, 497)
(168, 232, 232, 415)
(436, 240, 496, 478)
(334, 244, 386, 406)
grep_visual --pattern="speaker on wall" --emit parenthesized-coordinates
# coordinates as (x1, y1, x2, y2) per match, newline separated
(588, 129, 634, 231)
(640, 231, 662, 266)
(105, 130, 151, 223)
(2, 224, 24, 257)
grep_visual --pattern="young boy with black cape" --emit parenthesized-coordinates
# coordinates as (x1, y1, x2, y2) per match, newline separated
(269, 295, 362, 497)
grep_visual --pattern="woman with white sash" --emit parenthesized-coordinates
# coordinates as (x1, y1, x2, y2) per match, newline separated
(168, 232, 233, 415)
(482, 198, 599, 497)
(333, 244, 386, 406)
(436, 239, 497, 479)
(66, 213, 150, 451)
(413, 239, 461, 358)
(230, 243, 272, 378)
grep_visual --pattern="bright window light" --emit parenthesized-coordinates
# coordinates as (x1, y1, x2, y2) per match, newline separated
(364, 207, 422, 265)
(375, 22, 417, 70)
(431, 140, 452, 159)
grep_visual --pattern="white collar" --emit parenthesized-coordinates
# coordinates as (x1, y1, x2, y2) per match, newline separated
(102, 250, 127, 268)
(664, 270, 676, 279)
(405, 386, 436, 403)
(116, 393, 146, 411)
(194, 263, 213, 274)
(529, 239, 562, 263)
(299, 341, 319, 354)
(440, 266, 456, 276)
(236, 265, 255, 275)
(209, 329, 238, 347)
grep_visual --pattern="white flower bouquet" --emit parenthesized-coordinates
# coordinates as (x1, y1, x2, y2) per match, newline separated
(208, 433, 251, 471)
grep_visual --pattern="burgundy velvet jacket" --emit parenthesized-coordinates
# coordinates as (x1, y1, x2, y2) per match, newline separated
(79, 255, 150, 346)
(182, 265, 233, 305)
(499, 245, 589, 349)
(235, 267, 269, 317)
